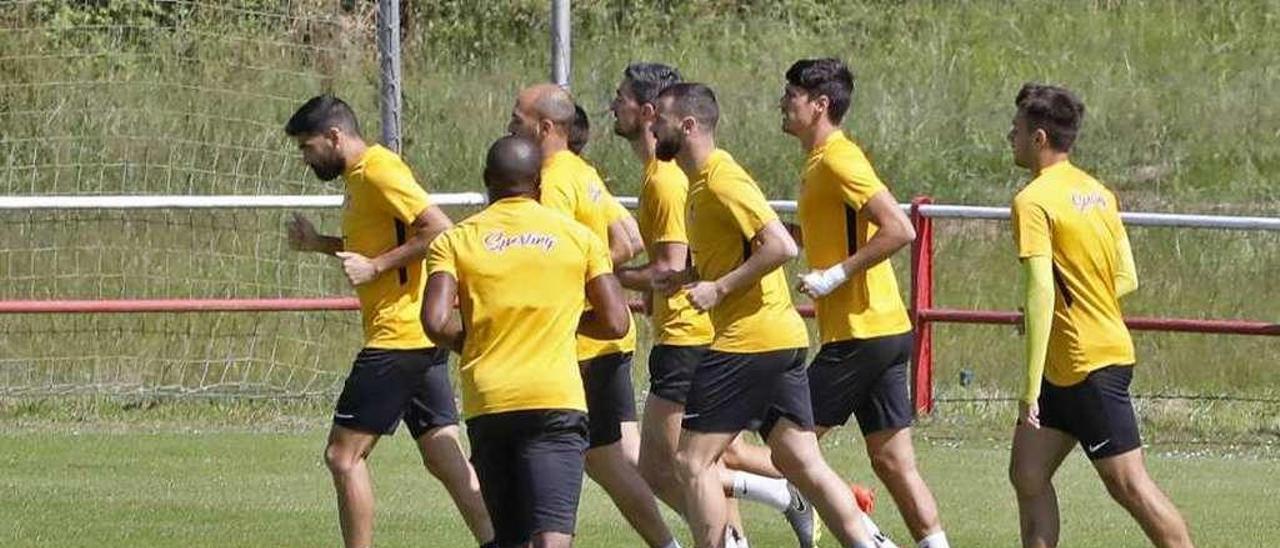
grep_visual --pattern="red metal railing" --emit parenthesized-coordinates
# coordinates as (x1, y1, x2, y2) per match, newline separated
(1, 195, 1276, 414)
(904, 196, 1278, 414)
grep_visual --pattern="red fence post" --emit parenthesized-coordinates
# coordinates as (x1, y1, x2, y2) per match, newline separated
(910, 196, 935, 415)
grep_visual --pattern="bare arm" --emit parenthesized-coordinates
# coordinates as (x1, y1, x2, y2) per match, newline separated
(616, 241, 687, 291)
(334, 206, 453, 286)
(607, 216, 644, 266)
(798, 190, 914, 298)
(421, 272, 465, 353)
(286, 212, 343, 255)
(784, 221, 804, 248)
(579, 273, 630, 339)
(685, 220, 797, 311)
(370, 205, 454, 274)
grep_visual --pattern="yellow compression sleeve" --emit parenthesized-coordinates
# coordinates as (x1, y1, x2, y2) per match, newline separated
(1114, 232, 1139, 298)
(1022, 256, 1055, 404)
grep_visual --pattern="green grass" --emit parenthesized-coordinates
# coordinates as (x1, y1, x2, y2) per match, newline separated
(1, 423, 1277, 546)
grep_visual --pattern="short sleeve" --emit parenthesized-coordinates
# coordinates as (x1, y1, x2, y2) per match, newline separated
(366, 158, 430, 224)
(603, 192, 632, 225)
(1104, 190, 1130, 241)
(1012, 193, 1052, 258)
(538, 167, 578, 218)
(823, 148, 886, 210)
(646, 177, 687, 244)
(710, 172, 778, 239)
(426, 230, 458, 278)
(583, 231, 614, 282)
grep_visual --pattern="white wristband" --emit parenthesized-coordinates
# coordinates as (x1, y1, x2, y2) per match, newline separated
(802, 264, 848, 297)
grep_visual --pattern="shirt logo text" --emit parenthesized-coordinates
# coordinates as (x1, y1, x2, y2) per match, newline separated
(483, 231, 557, 253)
(1072, 192, 1107, 212)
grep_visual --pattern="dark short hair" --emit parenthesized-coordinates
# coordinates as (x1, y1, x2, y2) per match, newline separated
(785, 58, 854, 123)
(284, 94, 361, 137)
(623, 62, 683, 105)
(484, 135, 542, 190)
(569, 103, 589, 155)
(655, 82, 719, 130)
(1015, 83, 1086, 152)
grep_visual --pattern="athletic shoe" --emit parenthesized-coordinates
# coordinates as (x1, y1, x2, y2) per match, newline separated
(851, 482, 876, 514)
(783, 482, 816, 548)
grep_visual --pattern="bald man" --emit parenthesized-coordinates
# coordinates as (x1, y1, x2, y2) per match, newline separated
(423, 135, 631, 548)
(508, 84, 677, 548)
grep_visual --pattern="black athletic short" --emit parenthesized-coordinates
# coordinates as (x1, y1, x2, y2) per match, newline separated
(808, 332, 914, 435)
(1038, 365, 1142, 461)
(467, 409, 589, 546)
(647, 344, 707, 405)
(332, 347, 458, 439)
(580, 352, 638, 448)
(682, 347, 814, 440)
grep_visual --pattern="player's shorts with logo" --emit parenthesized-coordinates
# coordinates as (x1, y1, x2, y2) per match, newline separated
(332, 347, 458, 438)
(807, 332, 914, 435)
(682, 347, 814, 439)
(1038, 364, 1141, 460)
(580, 352, 638, 448)
(467, 409, 590, 545)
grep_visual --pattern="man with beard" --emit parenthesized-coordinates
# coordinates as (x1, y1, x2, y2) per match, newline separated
(610, 62, 846, 548)
(650, 82, 878, 548)
(422, 134, 631, 548)
(508, 83, 676, 548)
(283, 95, 495, 548)
(781, 58, 945, 548)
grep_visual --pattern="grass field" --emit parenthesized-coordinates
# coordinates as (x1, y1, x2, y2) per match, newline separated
(2, 419, 1277, 546)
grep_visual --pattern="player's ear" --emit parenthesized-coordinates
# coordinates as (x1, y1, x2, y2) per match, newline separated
(639, 102, 656, 120)
(814, 94, 830, 116)
(681, 115, 697, 135)
(325, 126, 342, 146)
(1032, 128, 1049, 150)
(537, 118, 556, 139)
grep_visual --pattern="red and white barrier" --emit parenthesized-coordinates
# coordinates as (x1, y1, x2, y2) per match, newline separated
(2, 194, 1276, 413)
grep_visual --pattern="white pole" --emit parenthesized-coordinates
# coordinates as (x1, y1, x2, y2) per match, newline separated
(3, 196, 1278, 231)
(377, 0, 403, 152)
(551, 0, 571, 87)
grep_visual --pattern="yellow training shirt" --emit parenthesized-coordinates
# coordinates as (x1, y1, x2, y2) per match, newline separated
(798, 130, 912, 343)
(539, 150, 637, 359)
(1012, 160, 1136, 387)
(341, 144, 433, 349)
(636, 159, 715, 346)
(685, 149, 809, 353)
(427, 197, 608, 417)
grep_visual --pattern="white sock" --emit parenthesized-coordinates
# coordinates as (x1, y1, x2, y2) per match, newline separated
(861, 514, 902, 548)
(917, 531, 949, 548)
(722, 526, 740, 548)
(731, 471, 792, 512)
(660, 540, 682, 548)
(860, 513, 883, 537)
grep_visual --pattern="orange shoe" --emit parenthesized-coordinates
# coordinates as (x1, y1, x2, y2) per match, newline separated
(850, 482, 875, 514)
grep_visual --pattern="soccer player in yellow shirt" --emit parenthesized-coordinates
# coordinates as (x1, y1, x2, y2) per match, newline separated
(508, 83, 676, 548)
(781, 58, 947, 548)
(611, 62, 833, 548)
(282, 95, 494, 548)
(422, 134, 631, 548)
(1006, 84, 1193, 548)
(651, 82, 878, 548)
